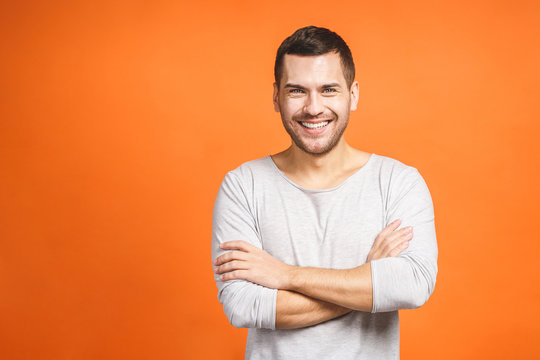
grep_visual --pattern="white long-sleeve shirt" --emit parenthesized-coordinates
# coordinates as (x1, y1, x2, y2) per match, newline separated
(211, 153, 438, 359)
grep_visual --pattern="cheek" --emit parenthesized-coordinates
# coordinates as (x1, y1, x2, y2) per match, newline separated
(328, 100, 349, 116)
(280, 101, 302, 118)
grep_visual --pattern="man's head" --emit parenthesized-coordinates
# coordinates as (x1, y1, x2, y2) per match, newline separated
(274, 26, 355, 90)
(273, 26, 359, 156)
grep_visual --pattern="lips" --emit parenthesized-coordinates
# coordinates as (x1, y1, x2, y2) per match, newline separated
(297, 119, 332, 134)
(300, 120, 330, 129)
(297, 119, 333, 124)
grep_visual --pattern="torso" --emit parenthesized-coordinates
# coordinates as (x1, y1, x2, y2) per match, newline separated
(238, 152, 402, 359)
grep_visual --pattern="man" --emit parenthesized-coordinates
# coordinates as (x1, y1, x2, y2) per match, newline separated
(211, 26, 438, 359)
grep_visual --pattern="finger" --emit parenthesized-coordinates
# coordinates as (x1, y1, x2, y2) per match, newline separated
(372, 219, 402, 247)
(385, 225, 413, 245)
(390, 226, 413, 246)
(215, 260, 249, 274)
(383, 219, 401, 234)
(220, 269, 249, 282)
(214, 250, 248, 266)
(372, 224, 409, 253)
(382, 230, 413, 256)
(389, 240, 410, 257)
(397, 226, 413, 235)
(220, 240, 257, 252)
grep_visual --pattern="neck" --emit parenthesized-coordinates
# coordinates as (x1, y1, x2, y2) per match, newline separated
(284, 137, 353, 178)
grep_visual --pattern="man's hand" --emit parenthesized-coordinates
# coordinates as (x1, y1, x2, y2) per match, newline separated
(366, 219, 413, 262)
(214, 241, 293, 289)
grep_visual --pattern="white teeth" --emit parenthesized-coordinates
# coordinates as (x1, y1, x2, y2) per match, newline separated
(301, 121, 329, 129)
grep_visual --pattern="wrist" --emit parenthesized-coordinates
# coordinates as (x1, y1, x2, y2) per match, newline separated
(284, 265, 300, 290)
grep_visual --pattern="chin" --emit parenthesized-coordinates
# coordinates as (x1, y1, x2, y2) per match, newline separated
(300, 144, 334, 155)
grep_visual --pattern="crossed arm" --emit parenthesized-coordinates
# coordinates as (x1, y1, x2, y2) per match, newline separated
(212, 168, 438, 330)
(213, 219, 413, 329)
(274, 289, 352, 329)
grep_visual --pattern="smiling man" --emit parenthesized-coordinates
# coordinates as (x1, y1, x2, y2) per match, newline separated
(211, 26, 438, 359)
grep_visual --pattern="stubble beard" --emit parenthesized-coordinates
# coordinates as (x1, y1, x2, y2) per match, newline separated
(281, 111, 350, 156)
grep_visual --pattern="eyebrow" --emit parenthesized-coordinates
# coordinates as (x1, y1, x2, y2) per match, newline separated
(284, 82, 342, 89)
(321, 83, 341, 88)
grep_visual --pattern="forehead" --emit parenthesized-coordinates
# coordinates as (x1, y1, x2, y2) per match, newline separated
(281, 52, 346, 86)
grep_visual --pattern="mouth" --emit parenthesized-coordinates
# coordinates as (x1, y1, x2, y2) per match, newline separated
(298, 120, 332, 129)
(299, 121, 330, 129)
(296, 119, 333, 135)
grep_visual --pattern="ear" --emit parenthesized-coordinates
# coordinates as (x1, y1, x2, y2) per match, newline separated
(273, 82, 280, 112)
(349, 80, 359, 111)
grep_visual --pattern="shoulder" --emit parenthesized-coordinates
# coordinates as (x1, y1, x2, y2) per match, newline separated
(222, 155, 275, 189)
(372, 153, 424, 189)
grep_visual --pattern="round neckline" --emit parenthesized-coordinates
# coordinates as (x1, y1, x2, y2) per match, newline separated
(267, 153, 376, 193)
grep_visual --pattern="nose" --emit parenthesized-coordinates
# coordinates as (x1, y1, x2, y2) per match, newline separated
(303, 93, 324, 116)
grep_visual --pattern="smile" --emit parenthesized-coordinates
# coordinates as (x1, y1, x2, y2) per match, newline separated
(300, 121, 330, 129)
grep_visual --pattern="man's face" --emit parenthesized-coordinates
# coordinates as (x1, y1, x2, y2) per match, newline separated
(273, 52, 359, 156)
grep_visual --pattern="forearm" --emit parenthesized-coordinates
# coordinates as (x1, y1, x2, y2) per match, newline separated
(286, 262, 373, 312)
(275, 289, 352, 329)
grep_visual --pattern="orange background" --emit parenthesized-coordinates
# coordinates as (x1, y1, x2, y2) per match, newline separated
(1, 1, 539, 359)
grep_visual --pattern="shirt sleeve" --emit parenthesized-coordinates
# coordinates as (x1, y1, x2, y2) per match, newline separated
(370, 167, 438, 313)
(211, 171, 278, 329)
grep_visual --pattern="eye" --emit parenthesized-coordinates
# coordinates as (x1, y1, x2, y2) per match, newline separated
(290, 89, 304, 94)
(323, 88, 337, 93)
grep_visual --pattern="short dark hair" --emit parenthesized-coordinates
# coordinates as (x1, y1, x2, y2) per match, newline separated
(274, 26, 355, 89)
